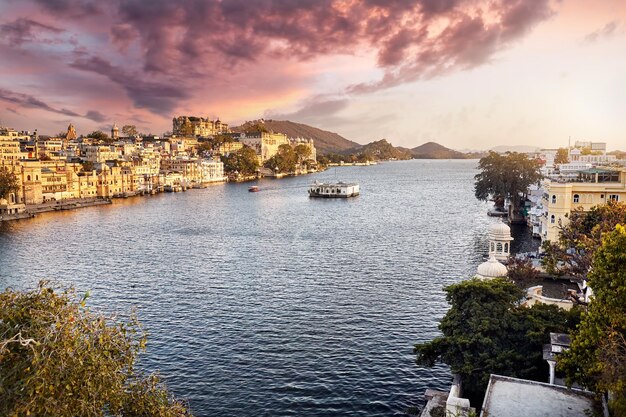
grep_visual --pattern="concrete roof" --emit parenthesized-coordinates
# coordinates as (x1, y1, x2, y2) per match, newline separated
(481, 375, 598, 417)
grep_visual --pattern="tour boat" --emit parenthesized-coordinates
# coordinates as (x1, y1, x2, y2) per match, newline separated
(308, 180, 359, 198)
(248, 186, 260, 192)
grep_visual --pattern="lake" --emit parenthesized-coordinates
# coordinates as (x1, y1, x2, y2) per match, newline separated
(0, 159, 533, 416)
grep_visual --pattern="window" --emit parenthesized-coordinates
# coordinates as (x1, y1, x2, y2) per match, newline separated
(609, 194, 619, 202)
(550, 215, 556, 224)
(573, 194, 579, 203)
(504, 243, 509, 253)
(551, 195, 557, 204)
(496, 242, 503, 252)
(27, 175, 31, 181)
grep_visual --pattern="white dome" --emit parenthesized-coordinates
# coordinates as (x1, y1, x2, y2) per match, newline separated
(488, 222, 513, 241)
(476, 256, 508, 279)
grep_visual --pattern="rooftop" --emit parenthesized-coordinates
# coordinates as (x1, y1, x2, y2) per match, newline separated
(481, 375, 598, 417)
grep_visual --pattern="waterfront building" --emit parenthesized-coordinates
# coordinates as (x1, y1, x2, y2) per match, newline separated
(215, 141, 243, 156)
(172, 116, 229, 137)
(0, 127, 29, 161)
(540, 168, 626, 242)
(240, 131, 290, 163)
(83, 145, 121, 163)
(289, 137, 317, 162)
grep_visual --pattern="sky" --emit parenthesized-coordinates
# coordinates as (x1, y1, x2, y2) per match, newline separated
(0, 0, 625, 151)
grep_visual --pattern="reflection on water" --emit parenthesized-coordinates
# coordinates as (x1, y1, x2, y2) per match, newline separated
(0, 160, 524, 416)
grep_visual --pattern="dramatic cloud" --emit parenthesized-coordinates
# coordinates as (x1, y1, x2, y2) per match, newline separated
(0, 18, 63, 46)
(584, 21, 620, 43)
(0, 0, 556, 118)
(0, 88, 108, 122)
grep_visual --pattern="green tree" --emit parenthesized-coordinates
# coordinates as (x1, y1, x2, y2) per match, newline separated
(507, 257, 539, 287)
(264, 144, 297, 173)
(81, 160, 95, 173)
(87, 130, 110, 143)
(0, 166, 20, 200)
(559, 224, 626, 415)
(294, 144, 312, 163)
(415, 278, 580, 407)
(542, 202, 626, 279)
(0, 283, 191, 416)
(554, 148, 569, 164)
(122, 125, 139, 137)
(474, 152, 542, 215)
(222, 146, 259, 176)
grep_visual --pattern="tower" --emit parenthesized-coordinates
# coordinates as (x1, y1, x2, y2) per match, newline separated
(488, 222, 513, 262)
(66, 123, 77, 141)
(111, 123, 119, 140)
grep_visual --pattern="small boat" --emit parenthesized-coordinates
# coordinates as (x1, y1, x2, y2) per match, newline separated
(248, 186, 260, 192)
(308, 180, 359, 198)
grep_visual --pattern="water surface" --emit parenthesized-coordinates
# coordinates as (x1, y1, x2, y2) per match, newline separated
(0, 160, 528, 416)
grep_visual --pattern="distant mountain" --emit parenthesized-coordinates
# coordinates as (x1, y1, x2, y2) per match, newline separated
(490, 145, 540, 153)
(411, 142, 467, 159)
(233, 119, 360, 154)
(343, 139, 412, 161)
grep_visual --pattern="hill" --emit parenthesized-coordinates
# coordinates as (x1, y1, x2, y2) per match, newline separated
(411, 142, 467, 159)
(343, 139, 412, 161)
(233, 119, 360, 154)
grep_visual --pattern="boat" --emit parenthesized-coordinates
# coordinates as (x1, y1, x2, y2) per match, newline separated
(248, 186, 260, 192)
(308, 180, 359, 198)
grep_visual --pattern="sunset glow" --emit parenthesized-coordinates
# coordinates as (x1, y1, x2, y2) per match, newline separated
(0, 0, 624, 149)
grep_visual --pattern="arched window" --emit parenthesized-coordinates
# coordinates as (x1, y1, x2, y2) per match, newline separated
(573, 194, 579, 203)
(551, 195, 557, 204)
(496, 242, 503, 252)
(490, 242, 495, 252)
(550, 215, 556, 224)
(504, 243, 509, 253)
(27, 175, 31, 181)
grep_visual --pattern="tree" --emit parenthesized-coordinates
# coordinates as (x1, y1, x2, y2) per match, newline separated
(222, 146, 259, 176)
(264, 144, 297, 173)
(294, 144, 312, 163)
(0, 282, 192, 416)
(542, 202, 626, 279)
(122, 125, 139, 137)
(474, 152, 542, 214)
(507, 257, 539, 287)
(81, 160, 95, 173)
(87, 130, 110, 143)
(554, 148, 569, 165)
(415, 278, 580, 407)
(0, 166, 20, 200)
(558, 224, 626, 415)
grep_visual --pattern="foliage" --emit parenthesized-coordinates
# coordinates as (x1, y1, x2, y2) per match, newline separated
(81, 160, 95, 173)
(0, 283, 192, 417)
(559, 225, 626, 415)
(222, 145, 259, 175)
(0, 166, 20, 200)
(294, 144, 312, 163)
(38, 151, 52, 161)
(264, 144, 297, 173)
(87, 130, 111, 142)
(122, 125, 139, 137)
(474, 151, 542, 211)
(507, 257, 539, 286)
(541, 202, 626, 279)
(415, 278, 580, 407)
(554, 148, 569, 164)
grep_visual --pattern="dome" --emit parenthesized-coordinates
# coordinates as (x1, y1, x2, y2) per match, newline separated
(476, 256, 508, 279)
(488, 222, 513, 241)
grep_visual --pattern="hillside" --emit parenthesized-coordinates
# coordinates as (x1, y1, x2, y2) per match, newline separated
(411, 142, 467, 159)
(343, 139, 412, 161)
(233, 119, 360, 154)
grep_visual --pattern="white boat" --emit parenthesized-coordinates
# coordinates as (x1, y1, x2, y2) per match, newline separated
(308, 180, 359, 198)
